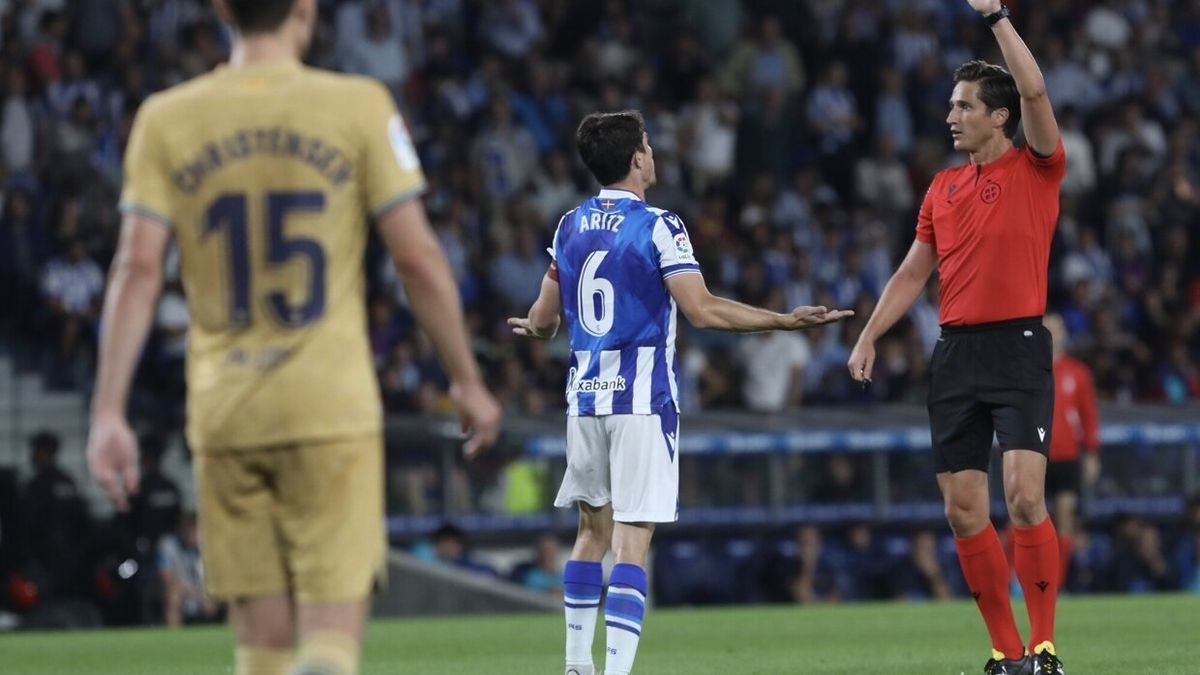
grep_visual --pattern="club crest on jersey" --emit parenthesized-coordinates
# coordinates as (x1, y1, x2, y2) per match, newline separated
(980, 180, 1002, 204)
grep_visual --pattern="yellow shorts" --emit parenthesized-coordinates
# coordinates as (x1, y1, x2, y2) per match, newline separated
(195, 435, 385, 603)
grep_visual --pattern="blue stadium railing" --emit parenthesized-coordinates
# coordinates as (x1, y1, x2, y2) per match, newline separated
(384, 405, 1200, 537)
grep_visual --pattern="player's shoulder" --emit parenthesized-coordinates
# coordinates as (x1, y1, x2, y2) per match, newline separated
(135, 71, 222, 120)
(644, 204, 686, 231)
(300, 68, 393, 101)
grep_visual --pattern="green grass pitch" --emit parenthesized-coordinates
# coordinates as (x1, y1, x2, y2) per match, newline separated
(4, 594, 1197, 674)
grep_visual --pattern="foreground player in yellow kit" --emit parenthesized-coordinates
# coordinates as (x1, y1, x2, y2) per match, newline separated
(86, 1, 502, 673)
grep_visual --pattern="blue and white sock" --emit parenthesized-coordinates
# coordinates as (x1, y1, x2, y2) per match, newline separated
(564, 560, 603, 670)
(604, 563, 648, 675)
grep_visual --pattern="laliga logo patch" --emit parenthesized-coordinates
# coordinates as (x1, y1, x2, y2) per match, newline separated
(674, 233, 694, 260)
(387, 114, 420, 171)
(980, 180, 1002, 204)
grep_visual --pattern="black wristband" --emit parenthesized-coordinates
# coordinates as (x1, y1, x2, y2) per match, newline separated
(984, 5, 1010, 27)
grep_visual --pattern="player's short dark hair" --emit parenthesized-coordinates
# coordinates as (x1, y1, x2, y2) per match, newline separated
(576, 111, 646, 186)
(225, 0, 296, 34)
(954, 60, 1021, 139)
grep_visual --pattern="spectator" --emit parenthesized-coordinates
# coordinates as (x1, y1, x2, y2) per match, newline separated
(718, 15, 804, 98)
(19, 431, 88, 598)
(788, 525, 839, 604)
(1176, 498, 1200, 593)
(158, 513, 220, 627)
(341, 2, 409, 93)
(416, 523, 497, 577)
(509, 535, 564, 597)
(127, 434, 182, 557)
(2, 67, 40, 176)
(735, 294, 810, 413)
(39, 236, 102, 387)
(890, 530, 953, 601)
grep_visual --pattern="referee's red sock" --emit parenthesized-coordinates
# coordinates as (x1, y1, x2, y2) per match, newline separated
(955, 523, 1025, 660)
(1013, 517, 1059, 652)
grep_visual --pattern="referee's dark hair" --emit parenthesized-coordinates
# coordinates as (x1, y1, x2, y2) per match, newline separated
(954, 60, 1021, 139)
(225, 0, 296, 34)
(576, 110, 647, 186)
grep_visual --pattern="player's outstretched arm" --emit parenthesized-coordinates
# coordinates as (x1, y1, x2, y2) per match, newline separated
(848, 239, 937, 383)
(377, 199, 501, 457)
(88, 214, 170, 510)
(969, 0, 1059, 155)
(666, 272, 853, 333)
(507, 273, 561, 339)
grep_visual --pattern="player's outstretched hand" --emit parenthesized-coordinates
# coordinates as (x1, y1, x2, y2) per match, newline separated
(507, 316, 556, 339)
(847, 339, 876, 384)
(86, 412, 140, 511)
(451, 380, 503, 459)
(966, 0, 1002, 15)
(781, 306, 854, 330)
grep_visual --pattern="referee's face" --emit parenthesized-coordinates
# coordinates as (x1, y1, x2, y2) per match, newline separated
(946, 81, 996, 152)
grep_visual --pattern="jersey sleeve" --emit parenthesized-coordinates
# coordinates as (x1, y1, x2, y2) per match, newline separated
(119, 98, 176, 228)
(1025, 138, 1066, 184)
(651, 211, 701, 279)
(359, 82, 428, 217)
(915, 184, 935, 245)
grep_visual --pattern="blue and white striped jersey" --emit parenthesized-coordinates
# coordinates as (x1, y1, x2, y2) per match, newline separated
(552, 188, 701, 416)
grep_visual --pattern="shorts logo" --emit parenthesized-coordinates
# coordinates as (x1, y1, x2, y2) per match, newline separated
(980, 180, 1002, 204)
(1037, 427, 1046, 442)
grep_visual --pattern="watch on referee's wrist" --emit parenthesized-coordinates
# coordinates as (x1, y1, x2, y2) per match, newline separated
(984, 4, 1010, 27)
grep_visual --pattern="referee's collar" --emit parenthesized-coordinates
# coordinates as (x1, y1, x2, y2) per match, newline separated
(597, 188, 642, 202)
(969, 144, 1021, 169)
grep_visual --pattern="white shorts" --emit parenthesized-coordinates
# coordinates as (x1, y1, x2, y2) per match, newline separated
(554, 412, 680, 523)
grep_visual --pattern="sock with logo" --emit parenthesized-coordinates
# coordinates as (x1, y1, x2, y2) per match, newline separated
(290, 630, 359, 675)
(955, 523, 1025, 661)
(604, 563, 648, 675)
(564, 560, 603, 671)
(235, 646, 293, 675)
(1013, 516, 1059, 652)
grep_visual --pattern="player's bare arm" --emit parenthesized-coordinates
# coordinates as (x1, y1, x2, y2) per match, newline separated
(969, 0, 1059, 155)
(508, 273, 562, 339)
(87, 214, 171, 510)
(666, 272, 853, 333)
(377, 198, 501, 457)
(848, 239, 938, 383)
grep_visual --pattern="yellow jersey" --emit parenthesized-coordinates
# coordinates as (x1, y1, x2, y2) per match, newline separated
(120, 61, 426, 451)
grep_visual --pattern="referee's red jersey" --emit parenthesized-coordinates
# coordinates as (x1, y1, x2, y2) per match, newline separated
(916, 140, 1066, 326)
(1049, 354, 1099, 462)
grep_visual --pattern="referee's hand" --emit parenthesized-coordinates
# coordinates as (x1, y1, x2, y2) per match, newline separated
(847, 339, 875, 385)
(781, 306, 854, 330)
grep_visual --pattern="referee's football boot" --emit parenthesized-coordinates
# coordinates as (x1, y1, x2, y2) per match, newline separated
(1031, 642, 1065, 675)
(984, 653, 1032, 675)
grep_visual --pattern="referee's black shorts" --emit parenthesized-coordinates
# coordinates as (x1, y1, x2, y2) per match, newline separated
(927, 316, 1054, 474)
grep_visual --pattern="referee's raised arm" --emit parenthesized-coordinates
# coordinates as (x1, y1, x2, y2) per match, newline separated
(972, 0, 1060, 155)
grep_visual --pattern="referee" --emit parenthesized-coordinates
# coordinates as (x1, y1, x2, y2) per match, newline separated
(848, 2, 1066, 674)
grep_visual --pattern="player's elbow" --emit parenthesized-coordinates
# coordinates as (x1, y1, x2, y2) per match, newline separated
(681, 304, 717, 330)
(113, 249, 163, 286)
(1021, 83, 1048, 102)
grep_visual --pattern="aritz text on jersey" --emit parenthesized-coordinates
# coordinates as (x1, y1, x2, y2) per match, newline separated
(579, 210, 625, 233)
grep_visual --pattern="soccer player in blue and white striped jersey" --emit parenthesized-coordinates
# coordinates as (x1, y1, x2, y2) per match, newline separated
(509, 111, 852, 675)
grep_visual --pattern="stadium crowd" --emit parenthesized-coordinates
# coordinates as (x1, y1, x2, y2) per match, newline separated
(0, 0, 1199, 624)
(0, 0, 1198, 411)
